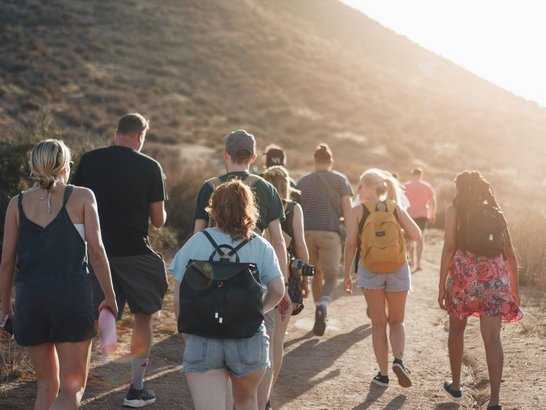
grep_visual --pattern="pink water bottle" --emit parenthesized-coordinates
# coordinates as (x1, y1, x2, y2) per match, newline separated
(98, 308, 118, 355)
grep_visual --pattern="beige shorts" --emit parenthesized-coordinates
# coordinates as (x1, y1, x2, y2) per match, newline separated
(304, 230, 342, 275)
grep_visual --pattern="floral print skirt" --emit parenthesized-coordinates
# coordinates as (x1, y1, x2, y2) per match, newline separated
(446, 249, 523, 321)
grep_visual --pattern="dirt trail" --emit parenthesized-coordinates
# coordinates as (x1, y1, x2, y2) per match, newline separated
(2, 230, 545, 409)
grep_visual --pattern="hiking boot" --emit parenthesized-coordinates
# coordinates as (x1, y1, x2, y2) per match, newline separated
(392, 358, 412, 387)
(372, 372, 389, 387)
(313, 305, 327, 336)
(443, 382, 462, 400)
(123, 384, 156, 408)
(487, 405, 502, 410)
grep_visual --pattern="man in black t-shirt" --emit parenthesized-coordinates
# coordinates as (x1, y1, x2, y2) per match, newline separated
(72, 113, 167, 408)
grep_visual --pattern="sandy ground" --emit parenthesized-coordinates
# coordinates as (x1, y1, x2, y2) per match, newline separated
(1, 229, 545, 409)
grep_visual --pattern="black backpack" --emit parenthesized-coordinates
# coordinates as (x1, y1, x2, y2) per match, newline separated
(461, 203, 506, 257)
(178, 230, 263, 339)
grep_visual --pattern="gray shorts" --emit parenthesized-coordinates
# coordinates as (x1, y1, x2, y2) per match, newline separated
(182, 329, 270, 376)
(92, 252, 168, 319)
(358, 262, 411, 292)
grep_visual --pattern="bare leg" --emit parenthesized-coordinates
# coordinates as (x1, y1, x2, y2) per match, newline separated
(480, 315, 503, 408)
(311, 267, 324, 304)
(415, 234, 425, 269)
(50, 340, 93, 409)
(448, 316, 468, 390)
(186, 369, 229, 410)
(385, 291, 408, 359)
(257, 311, 274, 410)
(321, 268, 338, 301)
(363, 288, 389, 375)
(132, 313, 153, 358)
(231, 368, 267, 410)
(27, 343, 60, 410)
(130, 313, 153, 389)
(271, 303, 293, 387)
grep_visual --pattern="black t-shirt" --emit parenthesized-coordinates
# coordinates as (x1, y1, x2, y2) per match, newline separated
(72, 145, 167, 257)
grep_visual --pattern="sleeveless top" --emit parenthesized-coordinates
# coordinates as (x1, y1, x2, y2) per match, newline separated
(16, 185, 88, 288)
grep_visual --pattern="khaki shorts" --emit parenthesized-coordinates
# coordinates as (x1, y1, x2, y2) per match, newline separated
(304, 230, 342, 275)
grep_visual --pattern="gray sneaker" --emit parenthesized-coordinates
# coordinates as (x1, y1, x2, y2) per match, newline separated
(123, 385, 156, 408)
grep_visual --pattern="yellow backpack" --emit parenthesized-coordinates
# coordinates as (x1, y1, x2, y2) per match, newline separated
(360, 200, 406, 273)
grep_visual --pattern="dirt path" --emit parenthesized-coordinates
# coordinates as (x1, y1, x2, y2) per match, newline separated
(2, 230, 545, 409)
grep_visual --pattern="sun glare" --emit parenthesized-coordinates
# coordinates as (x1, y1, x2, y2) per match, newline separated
(341, 0, 546, 106)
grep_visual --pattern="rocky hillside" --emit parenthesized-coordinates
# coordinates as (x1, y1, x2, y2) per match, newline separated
(1, 0, 545, 181)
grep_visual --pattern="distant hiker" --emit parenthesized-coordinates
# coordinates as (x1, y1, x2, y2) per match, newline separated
(263, 165, 311, 405)
(192, 129, 289, 410)
(343, 168, 420, 388)
(297, 143, 353, 336)
(0, 139, 118, 409)
(438, 170, 522, 408)
(404, 167, 436, 271)
(170, 180, 285, 410)
(262, 144, 300, 202)
(72, 113, 168, 408)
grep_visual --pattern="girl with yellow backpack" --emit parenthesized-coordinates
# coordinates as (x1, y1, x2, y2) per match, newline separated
(343, 168, 421, 388)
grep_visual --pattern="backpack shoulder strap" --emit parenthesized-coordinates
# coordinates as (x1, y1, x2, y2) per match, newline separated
(385, 200, 396, 214)
(362, 201, 375, 214)
(202, 229, 225, 255)
(206, 176, 223, 191)
(243, 174, 260, 187)
(359, 203, 370, 232)
(202, 229, 251, 258)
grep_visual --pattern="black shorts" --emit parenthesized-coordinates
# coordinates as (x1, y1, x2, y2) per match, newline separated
(412, 217, 429, 231)
(14, 278, 96, 346)
(91, 252, 168, 319)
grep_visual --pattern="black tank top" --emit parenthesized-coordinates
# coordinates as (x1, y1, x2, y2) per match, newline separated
(16, 185, 88, 288)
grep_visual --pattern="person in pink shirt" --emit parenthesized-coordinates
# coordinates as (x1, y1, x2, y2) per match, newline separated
(404, 167, 436, 271)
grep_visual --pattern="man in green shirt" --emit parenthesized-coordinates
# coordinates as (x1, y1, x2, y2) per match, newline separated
(193, 129, 288, 410)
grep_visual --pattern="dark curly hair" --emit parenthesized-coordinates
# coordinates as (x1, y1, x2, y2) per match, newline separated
(452, 170, 500, 221)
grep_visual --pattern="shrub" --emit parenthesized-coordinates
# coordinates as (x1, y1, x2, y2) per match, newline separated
(508, 208, 546, 290)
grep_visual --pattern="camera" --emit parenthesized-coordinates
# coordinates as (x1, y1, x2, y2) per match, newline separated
(289, 257, 315, 277)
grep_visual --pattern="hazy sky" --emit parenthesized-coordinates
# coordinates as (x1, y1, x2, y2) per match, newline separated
(340, 0, 546, 107)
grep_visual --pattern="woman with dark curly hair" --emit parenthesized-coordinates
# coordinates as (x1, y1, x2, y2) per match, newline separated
(169, 179, 285, 410)
(438, 170, 522, 410)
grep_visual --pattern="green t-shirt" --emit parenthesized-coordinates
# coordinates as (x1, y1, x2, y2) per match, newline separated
(193, 171, 285, 232)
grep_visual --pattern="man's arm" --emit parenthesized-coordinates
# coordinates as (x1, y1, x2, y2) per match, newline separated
(266, 219, 288, 277)
(194, 219, 207, 234)
(149, 201, 167, 228)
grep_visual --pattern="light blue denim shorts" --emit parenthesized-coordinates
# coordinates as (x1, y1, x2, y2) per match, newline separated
(182, 327, 270, 376)
(358, 262, 411, 292)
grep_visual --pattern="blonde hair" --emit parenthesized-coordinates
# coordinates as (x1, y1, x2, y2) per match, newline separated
(358, 168, 398, 202)
(30, 139, 71, 190)
(263, 165, 290, 201)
